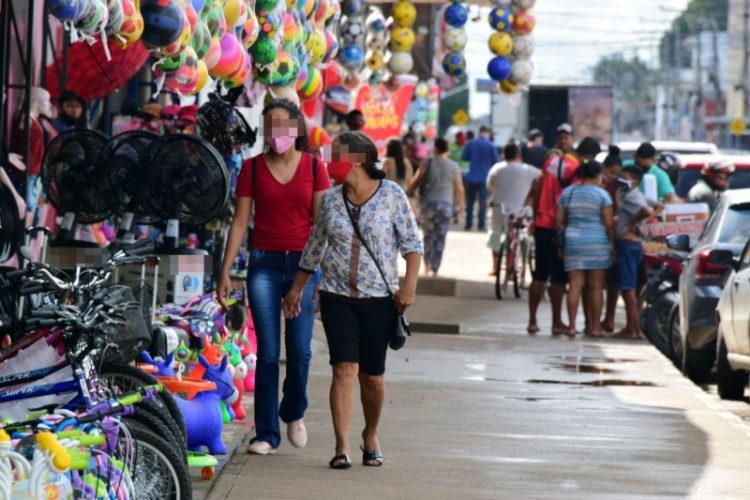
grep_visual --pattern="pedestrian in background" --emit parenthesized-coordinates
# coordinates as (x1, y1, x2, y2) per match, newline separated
(462, 125, 499, 231)
(527, 123, 578, 335)
(615, 165, 658, 339)
(522, 128, 547, 169)
(383, 139, 413, 192)
(283, 131, 422, 469)
(556, 160, 614, 338)
(408, 137, 464, 276)
(487, 142, 540, 276)
(51, 91, 89, 134)
(345, 109, 366, 132)
(218, 98, 330, 456)
(601, 146, 623, 333)
(635, 142, 676, 203)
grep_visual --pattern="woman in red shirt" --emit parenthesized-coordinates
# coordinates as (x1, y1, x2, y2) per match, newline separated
(217, 99, 330, 455)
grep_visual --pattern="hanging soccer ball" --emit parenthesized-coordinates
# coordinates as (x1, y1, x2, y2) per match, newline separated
(366, 50, 385, 71)
(366, 9, 387, 33)
(487, 56, 512, 82)
(340, 18, 366, 46)
(488, 7, 513, 32)
(509, 59, 533, 85)
(389, 51, 414, 74)
(366, 33, 387, 52)
(444, 3, 468, 28)
(342, 0, 365, 17)
(512, 10, 536, 35)
(442, 51, 465, 76)
(392, 0, 416, 28)
(389, 27, 415, 52)
(444, 27, 467, 51)
(511, 0, 536, 11)
(340, 44, 364, 70)
(252, 35, 279, 66)
(498, 79, 518, 94)
(511, 34, 535, 59)
(488, 31, 513, 57)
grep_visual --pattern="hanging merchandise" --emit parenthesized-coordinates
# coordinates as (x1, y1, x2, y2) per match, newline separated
(111, 0, 144, 48)
(497, 0, 536, 94)
(388, 0, 415, 75)
(440, 0, 468, 78)
(337, 0, 367, 74)
(252, 0, 289, 87)
(141, 0, 186, 49)
(485, 4, 513, 83)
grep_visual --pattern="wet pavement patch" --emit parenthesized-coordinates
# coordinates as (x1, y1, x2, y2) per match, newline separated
(549, 356, 639, 364)
(526, 379, 657, 387)
(547, 363, 619, 374)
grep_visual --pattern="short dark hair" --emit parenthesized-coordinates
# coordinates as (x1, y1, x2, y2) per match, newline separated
(577, 159, 604, 179)
(335, 131, 384, 180)
(466, 131, 475, 140)
(622, 165, 644, 183)
(603, 145, 622, 168)
(635, 142, 656, 159)
(434, 137, 449, 154)
(575, 137, 601, 158)
(479, 126, 490, 135)
(345, 109, 365, 130)
(528, 129, 543, 141)
(503, 143, 520, 160)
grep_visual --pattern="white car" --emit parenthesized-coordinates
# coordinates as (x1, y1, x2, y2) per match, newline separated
(716, 238, 750, 399)
(594, 141, 719, 163)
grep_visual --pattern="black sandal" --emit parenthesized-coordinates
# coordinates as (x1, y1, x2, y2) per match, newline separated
(360, 445, 383, 467)
(329, 454, 352, 469)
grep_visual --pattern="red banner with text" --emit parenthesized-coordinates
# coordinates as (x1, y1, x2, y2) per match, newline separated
(355, 81, 416, 154)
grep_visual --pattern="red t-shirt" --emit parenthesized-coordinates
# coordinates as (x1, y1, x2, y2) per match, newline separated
(534, 153, 580, 230)
(235, 153, 330, 252)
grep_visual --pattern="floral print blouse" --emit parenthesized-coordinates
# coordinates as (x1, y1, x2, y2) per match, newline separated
(299, 180, 423, 299)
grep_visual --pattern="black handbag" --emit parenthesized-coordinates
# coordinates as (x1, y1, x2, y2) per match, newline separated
(342, 188, 411, 350)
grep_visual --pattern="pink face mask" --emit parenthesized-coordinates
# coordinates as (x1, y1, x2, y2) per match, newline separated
(267, 136, 295, 154)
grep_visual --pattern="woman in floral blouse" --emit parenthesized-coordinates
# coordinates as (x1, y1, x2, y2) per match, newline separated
(283, 131, 423, 469)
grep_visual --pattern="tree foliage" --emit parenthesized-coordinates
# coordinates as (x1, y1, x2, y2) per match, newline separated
(660, 0, 729, 68)
(593, 54, 655, 103)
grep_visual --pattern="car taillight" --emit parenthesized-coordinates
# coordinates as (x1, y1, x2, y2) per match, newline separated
(695, 249, 731, 281)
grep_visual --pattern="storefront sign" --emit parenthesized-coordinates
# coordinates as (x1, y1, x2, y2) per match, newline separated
(355, 81, 416, 154)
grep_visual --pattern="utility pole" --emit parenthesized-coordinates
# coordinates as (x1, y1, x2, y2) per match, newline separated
(674, 21, 682, 138)
(744, 0, 749, 117)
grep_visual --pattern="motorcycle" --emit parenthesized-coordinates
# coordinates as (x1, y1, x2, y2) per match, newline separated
(640, 252, 685, 362)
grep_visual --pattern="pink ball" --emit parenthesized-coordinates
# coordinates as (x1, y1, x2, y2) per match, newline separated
(210, 32, 243, 78)
(205, 37, 222, 69)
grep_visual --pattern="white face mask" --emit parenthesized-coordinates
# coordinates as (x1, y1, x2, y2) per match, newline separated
(618, 178, 635, 190)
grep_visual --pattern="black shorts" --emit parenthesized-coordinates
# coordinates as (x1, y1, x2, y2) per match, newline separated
(532, 227, 568, 284)
(319, 293, 398, 376)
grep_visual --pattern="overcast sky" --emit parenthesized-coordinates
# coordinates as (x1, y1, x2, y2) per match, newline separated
(465, 0, 693, 116)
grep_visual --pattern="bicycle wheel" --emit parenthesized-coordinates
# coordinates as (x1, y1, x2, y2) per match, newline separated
(100, 363, 187, 445)
(494, 242, 504, 300)
(526, 236, 536, 275)
(506, 239, 521, 299)
(126, 423, 192, 500)
(518, 238, 529, 291)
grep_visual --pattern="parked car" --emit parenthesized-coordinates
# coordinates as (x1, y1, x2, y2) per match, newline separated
(674, 154, 750, 199)
(595, 141, 718, 164)
(668, 188, 750, 383)
(716, 238, 750, 399)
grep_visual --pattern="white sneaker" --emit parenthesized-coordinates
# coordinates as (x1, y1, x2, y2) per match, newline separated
(287, 419, 307, 448)
(247, 440, 277, 455)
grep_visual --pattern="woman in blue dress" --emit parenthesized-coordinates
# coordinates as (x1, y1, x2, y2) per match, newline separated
(556, 160, 614, 338)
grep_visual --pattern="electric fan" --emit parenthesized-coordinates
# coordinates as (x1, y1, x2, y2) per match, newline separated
(142, 134, 229, 251)
(97, 130, 160, 240)
(196, 96, 257, 156)
(0, 181, 22, 263)
(41, 130, 113, 244)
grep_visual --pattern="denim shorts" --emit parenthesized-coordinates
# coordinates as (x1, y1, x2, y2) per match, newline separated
(616, 240, 643, 291)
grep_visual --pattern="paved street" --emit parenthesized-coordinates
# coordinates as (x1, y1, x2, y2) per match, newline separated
(205, 231, 750, 499)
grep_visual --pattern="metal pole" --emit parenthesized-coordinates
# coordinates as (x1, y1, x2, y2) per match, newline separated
(744, 0, 749, 117)
(0, 0, 13, 150)
(21, 1, 35, 201)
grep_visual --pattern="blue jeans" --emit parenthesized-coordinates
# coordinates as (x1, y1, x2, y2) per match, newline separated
(465, 181, 488, 230)
(247, 249, 320, 448)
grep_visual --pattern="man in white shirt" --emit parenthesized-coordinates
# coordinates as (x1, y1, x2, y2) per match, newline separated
(487, 143, 541, 275)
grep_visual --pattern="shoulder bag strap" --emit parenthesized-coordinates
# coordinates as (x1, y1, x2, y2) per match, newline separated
(557, 156, 570, 188)
(342, 187, 393, 297)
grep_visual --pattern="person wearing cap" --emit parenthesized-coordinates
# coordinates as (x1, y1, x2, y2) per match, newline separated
(633, 142, 676, 203)
(522, 128, 547, 169)
(526, 123, 579, 335)
(688, 158, 735, 213)
(461, 126, 500, 231)
(51, 91, 89, 134)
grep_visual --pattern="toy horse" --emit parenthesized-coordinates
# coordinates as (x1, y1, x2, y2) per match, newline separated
(174, 355, 239, 455)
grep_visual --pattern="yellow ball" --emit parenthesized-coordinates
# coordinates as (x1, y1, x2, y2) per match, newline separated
(190, 59, 210, 95)
(392, 0, 416, 27)
(306, 29, 327, 65)
(366, 50, 385, 71)
(488, 32, 513, 57)
(224, 0, 242, 28)
(499, 79, 518, 94)
(389, 27, 415, 52)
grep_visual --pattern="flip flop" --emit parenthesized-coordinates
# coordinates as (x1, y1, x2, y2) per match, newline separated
(360, 445, 383, 467)
(527, 325, 540, 334)
(552, 328, 567, 336)
(329, 455, 352, 469)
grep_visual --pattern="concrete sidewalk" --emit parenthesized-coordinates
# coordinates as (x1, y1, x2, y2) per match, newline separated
(202, 229, 750, 499)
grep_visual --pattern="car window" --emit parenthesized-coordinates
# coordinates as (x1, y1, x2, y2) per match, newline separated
(697, 200, 722, 243)
(718, 203, 750, 244)
(676, 170, 750, 198)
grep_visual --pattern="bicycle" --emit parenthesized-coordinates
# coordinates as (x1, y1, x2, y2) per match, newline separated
(495, 209, 533, 300)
